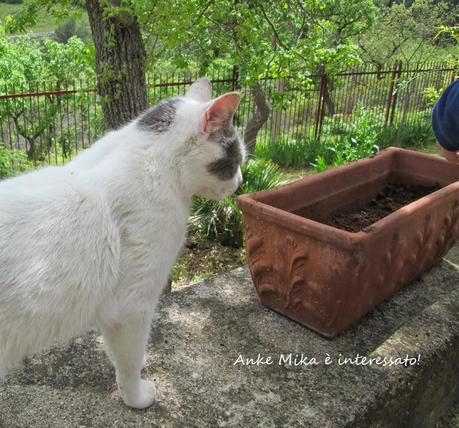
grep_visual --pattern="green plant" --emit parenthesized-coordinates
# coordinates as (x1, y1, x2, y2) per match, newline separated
(0, 142, 33, 179)
(312, 154, 328, 172)
(377, 120, 434, 149)
(189, 159, 285, 247)
(314, 107, 381, 171)
(422, 86, 442, 108)
(255, 133, 329, 167)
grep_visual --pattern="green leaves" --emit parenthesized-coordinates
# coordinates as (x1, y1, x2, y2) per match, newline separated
(358, 0, 457, 65)
(0, 29, 94, 86)
(143, 0, 376, 84)
(0, 29, 97, 163)
(314, 106, 382, 171)
(1, 0, 381, 83)
(0, 141, 33, 178)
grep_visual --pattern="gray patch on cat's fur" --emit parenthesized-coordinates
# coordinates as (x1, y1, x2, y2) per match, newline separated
(138, 98, 180, 133)
(207, 127, 242, 181)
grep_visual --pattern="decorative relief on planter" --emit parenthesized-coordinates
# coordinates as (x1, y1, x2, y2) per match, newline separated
(238, 148, 459, 337)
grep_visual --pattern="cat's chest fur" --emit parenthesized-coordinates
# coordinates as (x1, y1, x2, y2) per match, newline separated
(116, 184, 188, 276)
(102, 154, 189, 294)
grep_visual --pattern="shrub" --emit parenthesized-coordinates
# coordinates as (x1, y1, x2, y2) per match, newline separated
(54, 18, 91, 44)
(377, 120, 435, 150)
(0, 142, 33, 179)
(313, 107, 381, 171)
(313, 106, 436, 172)
(324, 106, 384, 141)
(189, 159, 285, 247)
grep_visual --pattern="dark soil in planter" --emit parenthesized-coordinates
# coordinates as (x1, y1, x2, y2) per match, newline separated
(324, 183, 441, 232)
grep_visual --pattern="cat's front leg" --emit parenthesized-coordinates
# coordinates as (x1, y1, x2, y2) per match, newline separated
(101, 315, 155, 409)
(104, 345, 148, 369)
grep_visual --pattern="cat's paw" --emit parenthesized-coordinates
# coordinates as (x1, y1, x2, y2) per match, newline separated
(121, 379, 156, 409)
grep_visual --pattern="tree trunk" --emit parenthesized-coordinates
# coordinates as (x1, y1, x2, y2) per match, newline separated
(243, 83, 271, 155)
(86, 0, 148, 130)
(323, 83, 335, 116)
(270, 79, 289, 144)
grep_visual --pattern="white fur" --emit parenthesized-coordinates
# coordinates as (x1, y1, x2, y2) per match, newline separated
(0, 80, 243, 408)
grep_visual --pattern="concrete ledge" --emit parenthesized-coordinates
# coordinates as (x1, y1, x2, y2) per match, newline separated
(1, 246, 458, 427)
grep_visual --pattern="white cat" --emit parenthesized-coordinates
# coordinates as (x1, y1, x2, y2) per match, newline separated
(0, 78, 244, 409)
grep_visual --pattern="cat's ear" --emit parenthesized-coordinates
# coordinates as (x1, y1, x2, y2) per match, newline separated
(186, 78, 212, 102)
(202, 92, 240, 135)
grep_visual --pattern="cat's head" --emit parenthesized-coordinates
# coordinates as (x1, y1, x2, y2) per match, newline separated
(137, 78, 245, 200)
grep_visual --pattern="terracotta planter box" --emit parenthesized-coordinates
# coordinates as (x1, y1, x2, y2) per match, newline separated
(237, 147, 459, 337)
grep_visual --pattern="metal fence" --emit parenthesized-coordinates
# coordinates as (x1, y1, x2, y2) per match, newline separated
(0, 62, 456, 164)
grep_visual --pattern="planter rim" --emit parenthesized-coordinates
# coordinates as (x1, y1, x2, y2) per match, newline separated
(237, 147, 459, 249)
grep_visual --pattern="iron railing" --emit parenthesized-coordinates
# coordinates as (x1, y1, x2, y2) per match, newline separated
(0, 61, 456, 164)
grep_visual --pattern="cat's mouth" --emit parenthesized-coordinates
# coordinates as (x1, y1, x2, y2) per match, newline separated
(219, 187, 239, 199)
(200, 187, 235, 200)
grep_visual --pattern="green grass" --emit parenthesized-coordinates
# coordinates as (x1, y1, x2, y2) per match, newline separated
(279, 166, 313, 182)
(414, 141, 438, 155)
(0, 1, 57, 33)
(255, 134, 329, 168)
(275, 142, 440, 184)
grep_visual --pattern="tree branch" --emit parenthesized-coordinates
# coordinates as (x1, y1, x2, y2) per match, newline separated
(192, 0, 214, 26)
(255, 2, 289, 51)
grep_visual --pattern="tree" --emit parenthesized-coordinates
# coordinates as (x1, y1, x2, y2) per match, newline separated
(357, 0, 458, 67)
(4, 0, 377, 144)
(85, 1, 147, 129)
(0, 29, 95, 160)
(5, 0, 147, 130)
(164, 0, 376, 151)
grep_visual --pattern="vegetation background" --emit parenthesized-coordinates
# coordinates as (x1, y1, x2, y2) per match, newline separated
(0, 0, 457, 287)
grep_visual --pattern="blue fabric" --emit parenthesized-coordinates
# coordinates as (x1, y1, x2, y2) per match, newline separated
(432, 80, 459, 152)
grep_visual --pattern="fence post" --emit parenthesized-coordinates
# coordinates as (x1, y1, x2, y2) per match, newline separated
(389, 61, 403, 126)
(384, 61, 403, 128)
(384, 63, 397, 128)
(314, 67, 328, 141)
(231, 65, 240, 91)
